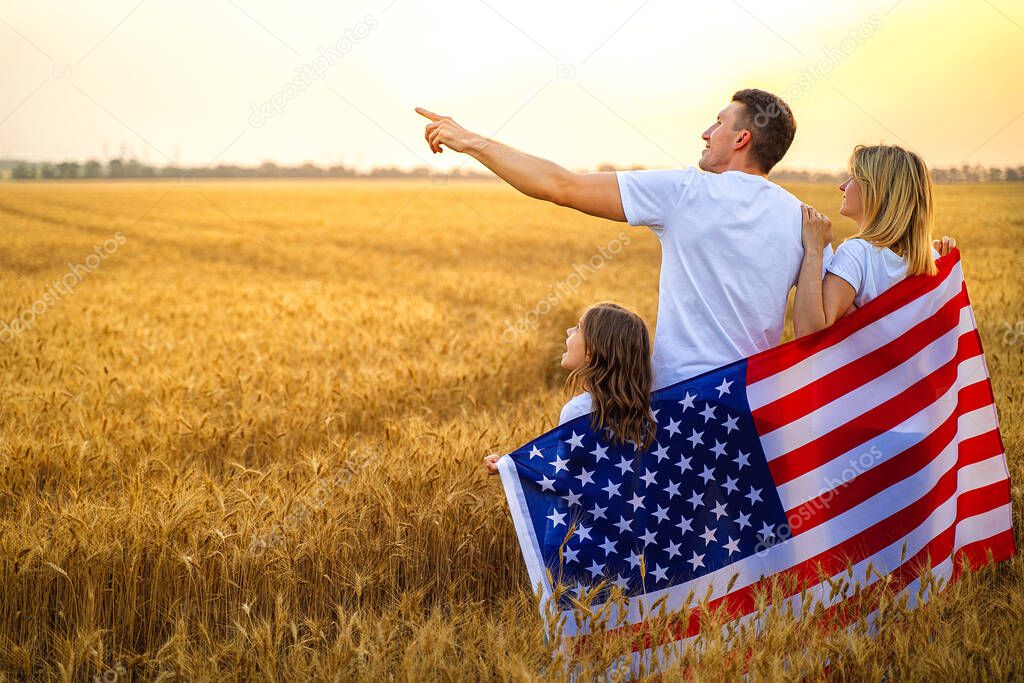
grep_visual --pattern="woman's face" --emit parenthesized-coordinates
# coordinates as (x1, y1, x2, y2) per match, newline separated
(561, 320, 588, 371)
(839, 175, 865, 224)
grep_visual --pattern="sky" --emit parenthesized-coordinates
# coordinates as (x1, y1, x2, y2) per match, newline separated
(1, 0, 1023, 173)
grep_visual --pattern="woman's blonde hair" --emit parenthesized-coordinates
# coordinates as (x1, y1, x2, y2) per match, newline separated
(848, 144, 937, 276)
(565, 303, 656, 452)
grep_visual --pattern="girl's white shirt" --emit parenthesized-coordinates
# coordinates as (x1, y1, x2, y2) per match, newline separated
(558, 392, 593, 425)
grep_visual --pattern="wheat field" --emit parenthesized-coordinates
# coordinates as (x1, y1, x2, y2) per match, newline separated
(0, 179, 1021, 681)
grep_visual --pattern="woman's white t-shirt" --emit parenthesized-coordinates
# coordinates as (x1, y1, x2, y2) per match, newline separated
(826, 238, 940, 308)
(559, 392, 593, 425)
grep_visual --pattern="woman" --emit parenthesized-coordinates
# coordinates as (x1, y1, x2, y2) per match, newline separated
(795, 143, 957, 336)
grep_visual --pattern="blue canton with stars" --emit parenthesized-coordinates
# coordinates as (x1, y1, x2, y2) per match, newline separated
(505, 360, 787, 605)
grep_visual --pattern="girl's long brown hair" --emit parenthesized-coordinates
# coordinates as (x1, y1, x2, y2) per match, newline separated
(565, 303, 657, 452)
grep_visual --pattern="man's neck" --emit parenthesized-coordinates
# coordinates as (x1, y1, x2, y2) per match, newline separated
(721, 159, 768, 178)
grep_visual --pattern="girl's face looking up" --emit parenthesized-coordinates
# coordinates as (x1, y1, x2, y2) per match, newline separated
(561, 320, 588, 371)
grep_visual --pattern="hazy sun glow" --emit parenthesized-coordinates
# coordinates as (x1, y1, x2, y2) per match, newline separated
(2, 0, 1022, 172)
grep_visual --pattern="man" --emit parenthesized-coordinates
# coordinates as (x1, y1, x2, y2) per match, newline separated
(416, 89, 830, 390)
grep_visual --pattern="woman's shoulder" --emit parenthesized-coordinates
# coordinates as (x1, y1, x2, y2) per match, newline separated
(559, 392, 593, 425)
(837, 236, 874, 253)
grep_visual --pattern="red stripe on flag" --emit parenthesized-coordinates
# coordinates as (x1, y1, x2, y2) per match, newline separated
(752, 286, 968, 434)
(747, 250, 961, 385)
(786, 383, 999, 536)
(768, 330, 984, 486)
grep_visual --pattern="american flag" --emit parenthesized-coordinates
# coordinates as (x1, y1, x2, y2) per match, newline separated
(496, 249, 1015, 673)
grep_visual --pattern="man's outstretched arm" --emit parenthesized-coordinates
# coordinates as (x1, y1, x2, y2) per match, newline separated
(416, 107, 626, 222)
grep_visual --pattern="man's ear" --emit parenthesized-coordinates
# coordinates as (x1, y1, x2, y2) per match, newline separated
(734, 129, 752, 151)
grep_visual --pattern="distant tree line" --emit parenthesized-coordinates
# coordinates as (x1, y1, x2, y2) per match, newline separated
(3, 159, 1023, 183)
(767, 165, 1024, 184)
(0, 159, 490, 181)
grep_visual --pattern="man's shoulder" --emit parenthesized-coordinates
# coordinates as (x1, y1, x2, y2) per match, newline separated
(616, 167, 699, 185)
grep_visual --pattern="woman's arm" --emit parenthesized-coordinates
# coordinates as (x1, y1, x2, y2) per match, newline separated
(793, 206, 860, 337)
(793, 205, 832, 337)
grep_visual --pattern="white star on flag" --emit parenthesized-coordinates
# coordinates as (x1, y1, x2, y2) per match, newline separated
(677, 515, 693, 534)
(698, 465, 716, 485)
(715, 377, 733, 396)
(676, 454, 693, 474)
(640, 528, 658, 546)
(565, 432, 584, 450)
(575, 468, 594, 486)
(736, 510, 751, 530)
(529, 445, 543, 459)
(734, 450, 750, 470)
(746, 486, 763, 505)
(574, 523, 591, 541)
(711, 500, 728, 520)
(640, 469, 658, 487)
(665, 540, 682, 558)
(678, 392, 697, 411)
(652, 443, 670, 462)
(687, 490, 703, 509)
(614, 516, 632, 534)
(687, 551, 705, 570)
(539, 475, 556, 492)
(686, 429, 704, 448)
(598, 537, 617, 555)
(722, 414, 739, 434)
(665, 418, 681, 436)
(664, 480, 681, 499)
(590, 443, 609, 462)
(547, 509, 566, 527)
(589, 503, 607, 520)
(564, 547, 579, 563)
(628, 493, 646, 511)
(724, 536, 741, 555)
(552, 455, 570, 473)
(616, 456, 633, 476)
(626, 551, 642, 569)
(587, 559, 605, 577)
(653, 505, 670, 523)
(563, 490, 582, 506)
(711, 440, 727, 458)
(699, 525, 718, 545)
(723, 475, 739, 495)
(602, 480, 621, 498)
(651, 564, 668, 582)
(699, 403, 717, 423)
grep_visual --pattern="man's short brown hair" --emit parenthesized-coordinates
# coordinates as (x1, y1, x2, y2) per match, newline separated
(731, 89, 796, 173)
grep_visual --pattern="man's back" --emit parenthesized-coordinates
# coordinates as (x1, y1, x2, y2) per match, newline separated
(617, 167, 808, 390)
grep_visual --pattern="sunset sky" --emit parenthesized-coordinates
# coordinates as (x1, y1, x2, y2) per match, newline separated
(2, 0, 1022, 172)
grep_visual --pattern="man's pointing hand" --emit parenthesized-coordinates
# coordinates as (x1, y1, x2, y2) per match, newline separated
(415, 107, 480, 154)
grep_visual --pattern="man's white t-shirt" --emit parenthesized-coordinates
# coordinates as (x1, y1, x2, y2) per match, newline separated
(617, 167, 829, 390)
(826, 237, 940, 309)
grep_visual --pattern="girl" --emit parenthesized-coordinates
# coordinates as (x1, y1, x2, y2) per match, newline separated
(795, 143, 957, 336)
(484, 302, 657, 474)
